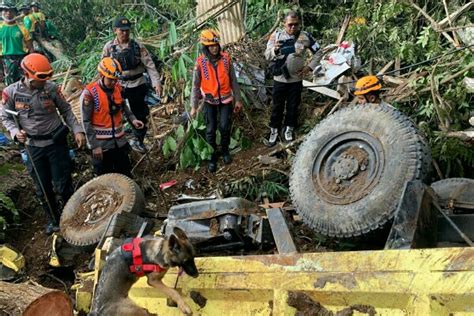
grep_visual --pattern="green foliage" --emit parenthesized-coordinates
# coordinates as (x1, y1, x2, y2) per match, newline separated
(0, 192, 19, 241)
(226, 172, 289, 201)
(179, 116, 213, 169)
(431, 135, 474, 178)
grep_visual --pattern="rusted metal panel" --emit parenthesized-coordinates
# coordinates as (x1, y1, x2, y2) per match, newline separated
(196, 0, 245, 45)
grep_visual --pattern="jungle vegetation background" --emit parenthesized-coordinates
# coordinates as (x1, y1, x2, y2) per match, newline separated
(39, 0, 474, 177)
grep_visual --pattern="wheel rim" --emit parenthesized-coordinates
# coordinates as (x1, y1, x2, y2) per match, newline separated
(69, 186, 123, 226)
(312, 131, 384, 205)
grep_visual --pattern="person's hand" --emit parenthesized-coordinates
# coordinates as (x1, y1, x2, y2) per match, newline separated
(233, 100, 243, 113)
(297, 66, 312, 77)
(92, 147, 103, 161)
(154, 85, 161, 97)
(132, 119, 144, 129)
(15, 130, 27, 143)
(274, 41, 282, 55)
(75, 132, 86, 149)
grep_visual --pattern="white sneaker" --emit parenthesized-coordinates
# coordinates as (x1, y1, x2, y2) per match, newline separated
(284, 126, 294, 142)
(268, 128, 278, 146)
(129, 139, 147, 153)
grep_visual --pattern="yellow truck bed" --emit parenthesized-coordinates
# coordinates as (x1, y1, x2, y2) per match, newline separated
(123, 247, 474, 315)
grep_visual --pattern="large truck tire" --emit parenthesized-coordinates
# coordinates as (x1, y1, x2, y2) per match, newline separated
(60, 173, 145, 246)
(289, 104, 431, 237)
(431, 178, 474, 213)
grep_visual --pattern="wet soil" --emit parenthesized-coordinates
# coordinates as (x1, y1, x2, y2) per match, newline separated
(288, 291, 376, 316)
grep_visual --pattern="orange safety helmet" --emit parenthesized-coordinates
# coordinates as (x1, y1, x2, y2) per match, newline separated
(21, 53, 53, 81)
(98, 57, 122, 79)
(353, 75, 382, 95)
(200, 29, 220, 46)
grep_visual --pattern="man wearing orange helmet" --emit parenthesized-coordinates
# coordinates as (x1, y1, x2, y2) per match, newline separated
(353, 75, 385, 105)
(102, 16, 161, 154)
(80, 57, 144, 177)
(190, 29, 243, 173)
(0, 53, 85, 235)
(0, 2, 33, 85)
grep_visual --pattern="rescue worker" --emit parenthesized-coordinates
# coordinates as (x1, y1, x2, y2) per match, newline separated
(81, 57, 144, 177)
(102, 16, 161, 153)
(190, 29, 243, 173)
(0, 2, 33, 85)
(353, 75, 387, 105)
(29, 2, 45, 36)
(19, 3, 38, 36)
(0, 53, 86, 234)
(264, 11, 321, 146)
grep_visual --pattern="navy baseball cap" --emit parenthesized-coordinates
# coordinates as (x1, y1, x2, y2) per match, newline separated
(114, 16, 132, 30)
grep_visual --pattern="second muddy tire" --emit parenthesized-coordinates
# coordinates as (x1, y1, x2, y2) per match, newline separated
(289, 104, 431, 238)
(60, 173, 145, 246)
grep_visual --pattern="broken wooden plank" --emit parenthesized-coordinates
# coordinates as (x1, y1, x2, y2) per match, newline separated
(446, 130, 474, 142)
(377, 60, 394, 75)
(383, 75, 407, 86)
(336, 15, 351, 45)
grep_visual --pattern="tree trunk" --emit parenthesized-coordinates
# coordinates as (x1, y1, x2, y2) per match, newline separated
(0, 281, 72, 316)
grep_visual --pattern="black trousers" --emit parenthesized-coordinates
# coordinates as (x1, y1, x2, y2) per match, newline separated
(122, 84, 149, 143)
(203, 102, 233, 157)
(25, 142, 73, 224)
(92, 145, 132, 178)
(270, 80, 303, 129)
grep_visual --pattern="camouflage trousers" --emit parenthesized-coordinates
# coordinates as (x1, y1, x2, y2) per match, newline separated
(2, 54, 25, 85)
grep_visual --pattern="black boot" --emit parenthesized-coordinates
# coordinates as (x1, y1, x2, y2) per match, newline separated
(208, 154, 217, 173)
(45, 222, 60, 235)
(40, 200, 60, 235)
(222, 150, 232, 164)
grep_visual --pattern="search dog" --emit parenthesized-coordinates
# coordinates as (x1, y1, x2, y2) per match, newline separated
(89, 227, 198, 315)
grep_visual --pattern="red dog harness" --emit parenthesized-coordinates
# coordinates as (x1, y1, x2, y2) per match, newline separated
(121, 238, 168, 277)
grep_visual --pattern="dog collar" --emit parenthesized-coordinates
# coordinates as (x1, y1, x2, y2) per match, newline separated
(121, 237, 168, 277)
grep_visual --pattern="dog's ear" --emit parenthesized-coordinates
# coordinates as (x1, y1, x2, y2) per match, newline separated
(168, 233, 181, 252)
(172, 226, 189, 241)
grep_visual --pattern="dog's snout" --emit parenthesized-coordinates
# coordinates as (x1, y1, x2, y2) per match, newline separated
(182, 260, 199, 278)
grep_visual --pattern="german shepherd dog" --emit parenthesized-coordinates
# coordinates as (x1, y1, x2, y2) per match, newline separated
(89, 227, 199, 315)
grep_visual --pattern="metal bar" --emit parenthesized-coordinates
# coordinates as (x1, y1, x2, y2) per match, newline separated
(266, 208, 297, 254)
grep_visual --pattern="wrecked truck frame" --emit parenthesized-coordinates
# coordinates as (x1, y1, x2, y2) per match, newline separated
(73, 179, 474, 314)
